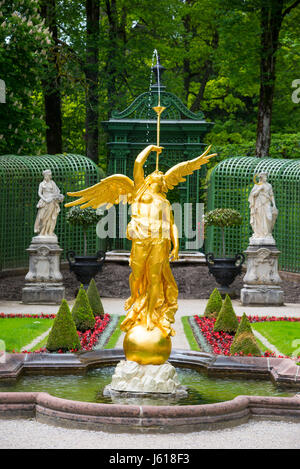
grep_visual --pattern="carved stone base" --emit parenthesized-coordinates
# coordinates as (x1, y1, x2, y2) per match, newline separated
(241, 285, 284, 305)
(22, 236, 64, 304)
(22, 283, 65, 304)
(241, 243, 284, 305)
(106, 360, 186, 395)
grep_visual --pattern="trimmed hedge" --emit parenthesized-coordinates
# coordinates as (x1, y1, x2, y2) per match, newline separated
(214, 294, 238, 334)
(230, 313, 261, 356)
(72, 284, 95, 332)
(46, 299, 81, 352)
(87, 278, 104, 317)
(230, 331, 261, 356)
(204, 288, 223, 318)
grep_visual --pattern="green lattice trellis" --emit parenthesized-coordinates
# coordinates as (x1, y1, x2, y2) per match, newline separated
(206, 156, 300, 273)
(102, 88, 213, 250)
(0, 154, 101, 271)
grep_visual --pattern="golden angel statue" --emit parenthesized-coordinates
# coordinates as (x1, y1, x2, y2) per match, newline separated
(66, 144, 215, 364)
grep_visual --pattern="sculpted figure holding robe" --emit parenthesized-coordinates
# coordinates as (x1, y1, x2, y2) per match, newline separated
(34, 170, 64, 237)
(249, 173, 278, 241)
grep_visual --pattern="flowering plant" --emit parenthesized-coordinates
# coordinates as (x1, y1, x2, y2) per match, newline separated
(193, 315, 300, 358)
(2, 312, 111, 354)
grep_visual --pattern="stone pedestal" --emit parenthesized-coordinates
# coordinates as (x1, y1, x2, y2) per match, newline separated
(104, 360, 187, 396)
(241, 242, 284, 305)
(22, 235, 65, 304)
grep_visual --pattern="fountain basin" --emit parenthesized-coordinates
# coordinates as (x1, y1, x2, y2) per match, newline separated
(0, 349, 300, 432)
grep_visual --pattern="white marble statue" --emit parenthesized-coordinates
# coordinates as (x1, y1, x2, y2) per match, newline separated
(248, 172, 278, 243)
(34, 169, 64, 237)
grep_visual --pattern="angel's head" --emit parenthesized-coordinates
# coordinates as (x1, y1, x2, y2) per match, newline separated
(145, 171, 167, 194)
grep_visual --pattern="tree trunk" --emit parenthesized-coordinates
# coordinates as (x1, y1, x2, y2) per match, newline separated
(221, 227, 226, 258)
(85, 0, 100, 162)
(40, 0, 62, 155)
(256, 1, 284, 157)
(104, 0, 120, 115)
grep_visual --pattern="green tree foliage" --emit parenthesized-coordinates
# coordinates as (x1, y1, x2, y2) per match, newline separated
(87, 278, 104, 317)
(46, 299, 81, 352)
(0, 0, 52, 155)
(214, 294, 238, 333)
(72, 284, 95, 332)
(204, 288, 223, 318)
(0, 0, 299, 162)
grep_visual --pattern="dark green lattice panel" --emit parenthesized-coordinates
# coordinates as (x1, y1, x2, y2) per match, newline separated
(104, 87, 213, 251)
(206, 157, 300, 273)
(0, 154, 101, 270)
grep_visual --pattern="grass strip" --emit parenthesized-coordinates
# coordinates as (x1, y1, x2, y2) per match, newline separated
(181, 316, 201, 351)
(103, 315, 125, 349)
(252, 334, 269, 354)
(30, 331, 51, 352)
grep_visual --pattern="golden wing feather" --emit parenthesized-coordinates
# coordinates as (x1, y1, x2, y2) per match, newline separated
(164, 145, 217, 190)
(65, 174, 134, 209)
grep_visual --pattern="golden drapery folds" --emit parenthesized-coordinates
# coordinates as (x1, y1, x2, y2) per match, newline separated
(66, 144, 216, 364)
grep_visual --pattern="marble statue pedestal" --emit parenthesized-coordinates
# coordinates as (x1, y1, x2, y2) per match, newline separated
(240, 241, 284, 306)
(104, 360, 187, 397)
(22, 235, 65, 304)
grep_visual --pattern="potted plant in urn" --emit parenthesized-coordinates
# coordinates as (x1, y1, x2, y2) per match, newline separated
(66, 206, 105, 288)
(204, 208, 244, 296)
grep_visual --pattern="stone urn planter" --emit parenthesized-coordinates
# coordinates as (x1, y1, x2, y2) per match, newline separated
(205, 252, 245, 296)
(67, 250, 106, 288)
(66, 206, 105, 288)
(204, 208, 244, 297)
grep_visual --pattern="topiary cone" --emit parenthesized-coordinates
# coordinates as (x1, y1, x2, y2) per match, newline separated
(230, 331, 261, 356)
(230, 313, 261, 356)
(204, 288, 223, 318)
(72, 284, 95, 332)
(214, 294, 238, 333)
(236, 313, 253, 335)
(46, 299, 81, 352)
(87, 278, 104, 317)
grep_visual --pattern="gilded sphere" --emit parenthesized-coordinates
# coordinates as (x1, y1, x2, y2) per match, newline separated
(123, 324, 172, 365)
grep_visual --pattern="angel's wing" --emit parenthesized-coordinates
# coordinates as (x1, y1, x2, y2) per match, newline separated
(65, 174, 134, 210)
(164, 145, 217, 191)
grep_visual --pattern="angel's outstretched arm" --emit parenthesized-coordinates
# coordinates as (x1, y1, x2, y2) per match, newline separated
(134, 145, 162, 188)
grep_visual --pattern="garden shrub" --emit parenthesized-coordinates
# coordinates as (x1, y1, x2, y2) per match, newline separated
(236, 313, 253, 335)
(204, 288, 223, 318)
(87, 278, 104, 317)
(46, 299, 81, 352)
(230, 331, 261, 356)
(214, 294, 238, 333)
(72, 284, 95, 332)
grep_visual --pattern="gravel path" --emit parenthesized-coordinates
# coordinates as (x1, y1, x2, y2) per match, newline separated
(0, 419, 299, 449)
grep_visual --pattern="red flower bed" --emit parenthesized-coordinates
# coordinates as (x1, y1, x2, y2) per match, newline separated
(193, 315, 300, 358)
(0, 313, 55, 319)
(1, 312, 111, 354)
(77, 313, 111, 351)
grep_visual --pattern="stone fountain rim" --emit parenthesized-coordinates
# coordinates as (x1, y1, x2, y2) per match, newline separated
(1, 349, 300, 432)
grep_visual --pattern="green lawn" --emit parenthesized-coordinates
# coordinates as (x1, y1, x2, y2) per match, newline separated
(252, 321, 300, 357)
(0, 317, 54, 352)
